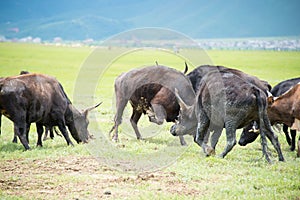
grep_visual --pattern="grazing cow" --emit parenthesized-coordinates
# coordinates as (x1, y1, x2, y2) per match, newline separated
(0, 71, 61, 143)
(239, 83, 300, 157)
(109, 65, 195, 144)
(171, 70, 284, 162)
(0, 73, 100, 150)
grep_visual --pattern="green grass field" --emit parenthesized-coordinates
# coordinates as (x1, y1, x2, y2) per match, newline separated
(0, 42, 300, 199)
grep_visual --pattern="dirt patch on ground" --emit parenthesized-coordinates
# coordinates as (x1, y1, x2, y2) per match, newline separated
(0, 156, 203, 199)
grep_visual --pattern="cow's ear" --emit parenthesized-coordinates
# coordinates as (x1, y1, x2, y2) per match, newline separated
(83, 102, 102, 118)
(267, 96, 274, 105)
(266, 91, 274, 105)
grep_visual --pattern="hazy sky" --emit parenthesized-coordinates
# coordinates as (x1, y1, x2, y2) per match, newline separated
(1, 0, 300, 39)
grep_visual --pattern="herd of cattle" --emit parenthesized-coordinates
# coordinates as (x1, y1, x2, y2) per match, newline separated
(0, 64, 299, 163)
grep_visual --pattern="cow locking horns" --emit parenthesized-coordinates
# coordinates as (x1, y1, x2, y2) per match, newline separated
(174, 88, 193, 116)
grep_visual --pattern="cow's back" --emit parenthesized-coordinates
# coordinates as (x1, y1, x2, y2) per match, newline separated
(115, 65, 195, 105)
(187, 65, 270, 94)
(271, 77, 300, 96)
(0, 74, 68, 124)
(198, 71, 261, 127)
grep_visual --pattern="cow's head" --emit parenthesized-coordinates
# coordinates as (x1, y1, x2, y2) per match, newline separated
(238, 121, 260, 146)
(170, 89, 197, 136)
(67, 102, 101, 143)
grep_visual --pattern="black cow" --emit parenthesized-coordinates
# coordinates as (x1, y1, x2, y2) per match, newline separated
(185, 65, 272, 148)
(0, 71, 61, 143)
(239, 77, 300, 151)
(171, 70, 284, 162)
(0, 73, 100, 150)
(109, 65, 195, 144)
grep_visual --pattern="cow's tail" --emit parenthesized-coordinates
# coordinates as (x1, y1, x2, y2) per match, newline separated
(254, 87, 271, 163)
(183, 61, 188, 74)
(58, 83, 72, 104)
(255, 87, 285, 162)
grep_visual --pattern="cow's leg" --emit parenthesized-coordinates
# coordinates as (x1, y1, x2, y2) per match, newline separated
(264, 129, 284, 162)
(290, 129, 296, 151)
(179, 136, 187, 146)
(283, 124, 291, 146)
(58, 120, 74, 146)
(36, 123, 44, 147)
(53, 127, 61, 137)
(14, 123, 30, 150)
(297, 135, 300, 157)
(130, 110, 143, 140)
(219, 123, 236, 158)
(210, 126, 223, 150)
(195, 112, 214, 156)
(149, 104, 166, 125)
(150, 103, 187, 146)
(50, 127, 55, 139)
(110, 97, 128, 142)
(0, 113, 2, 135)
(25, 123, 30, 143)
(43, 127, 49, 141)
(12, 122, 29, 143)
(263, 117, 285, 162)
(12, 133, 18, 143)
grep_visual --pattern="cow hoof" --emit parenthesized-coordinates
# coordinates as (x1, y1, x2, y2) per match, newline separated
(68, 142, 74, 147)
(89, 134, 95, 140)
(205, 146, 215, 156)
(290, 146, 295, 151)
(112, 136, 119, 143)
(279, 157, 285, 162)
(180, 141, 187, 146)
(24, 147, 31, 151)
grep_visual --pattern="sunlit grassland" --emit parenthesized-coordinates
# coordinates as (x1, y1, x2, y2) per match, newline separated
(0, 42, 300, 199)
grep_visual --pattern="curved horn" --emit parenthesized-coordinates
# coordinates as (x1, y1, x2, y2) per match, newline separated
(83, 102, 102, 117)
(183, 61, 188, 74)
(175, 89, 188, 111)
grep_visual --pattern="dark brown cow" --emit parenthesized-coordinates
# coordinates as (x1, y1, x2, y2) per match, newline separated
(171, 70, 284, 162)
(0, 73, 100, 150)
(3, 71, 61, 143)
(109, 65, 195, 144)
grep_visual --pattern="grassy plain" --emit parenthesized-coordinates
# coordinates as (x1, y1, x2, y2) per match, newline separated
(0, 42, 300, 199)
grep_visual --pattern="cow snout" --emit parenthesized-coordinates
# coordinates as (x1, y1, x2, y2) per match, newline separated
(238, 139, 247, 146)
(170, 125, 177, 136)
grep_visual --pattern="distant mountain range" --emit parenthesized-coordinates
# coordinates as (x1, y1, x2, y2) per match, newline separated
(1, 0, 300, 41)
